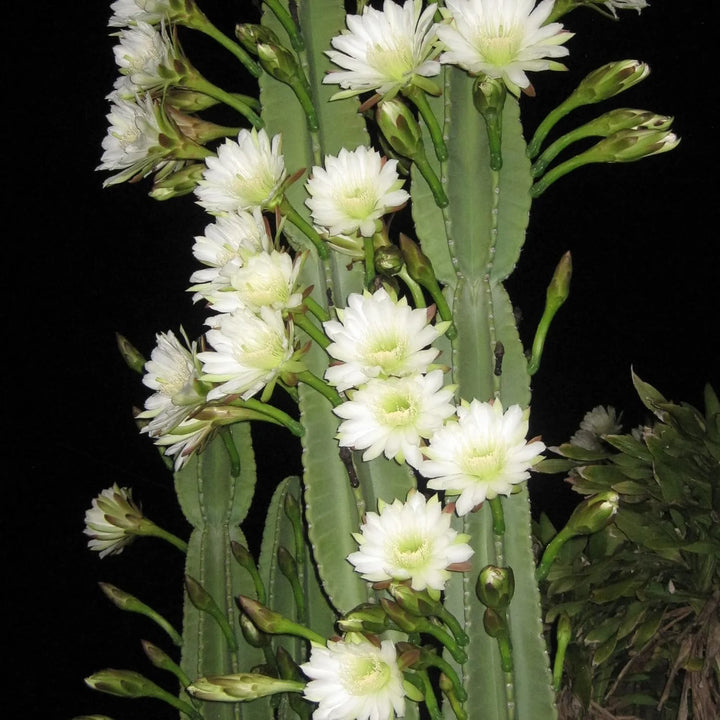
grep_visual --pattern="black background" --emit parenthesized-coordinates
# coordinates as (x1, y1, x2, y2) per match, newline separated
(9, 2, 718, 719)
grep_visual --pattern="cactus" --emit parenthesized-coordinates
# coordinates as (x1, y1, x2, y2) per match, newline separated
(83, 2, 679, 719)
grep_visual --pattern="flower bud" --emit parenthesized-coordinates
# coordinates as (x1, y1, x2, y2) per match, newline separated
(387, 582, 436, 617)
(256, 42, 303, 86)
(476, 565, 515, 610)
(546, 251, 572, 312)
(589, 127, 680, 163)
(187, 673, 304, 702)
(85, 669, 164, 699)
(572, 60, 650, 105)
(379, 598, 421, 633)
(235, 23, 282, 54)
(399, 233, 438, 292)
(566, 491, 620, 535)
(374, 246, 405, 276)
(375, 98, 424, 160)
(472, 75, 506, 169)
(482, 607, 508, 639)
(338, 603, 390, 634)
(116, 333, 146, 374)
(149, 163, 205, 200)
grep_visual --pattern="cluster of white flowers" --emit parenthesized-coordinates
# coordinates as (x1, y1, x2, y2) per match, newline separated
(324, 0, 573, 100)
(323, 287, 455, 469)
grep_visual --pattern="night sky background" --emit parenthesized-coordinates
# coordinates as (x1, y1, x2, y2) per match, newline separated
(9, 2, 718, 719)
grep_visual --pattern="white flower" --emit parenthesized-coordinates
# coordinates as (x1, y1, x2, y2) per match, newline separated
(305, 146, 409, 238)
(334, 370, 456, 468)
(437, 0, 573, 95)
(348, 491, 474, 592)
(195, 128, 287, 214)
(324, 0, 441, 99)
(84, 484, 143, 558)
(324, 288, 447, 392)
(149, 416, 216, 470)
(199, 306, 301, 401)
(419, 399, 546, 516)
(190, 209, 272, 290)
(301, 638, 406, 720)
(112, 21, 176, 93)
(97, 93, 175, 186)
(569, 405, 622, 450)
(136, 329, 207, 437)
(201, 250, 305, 314)
(109, 0, 171, 27)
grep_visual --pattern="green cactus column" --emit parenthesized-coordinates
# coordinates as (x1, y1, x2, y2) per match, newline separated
(412, 66, 557, 719)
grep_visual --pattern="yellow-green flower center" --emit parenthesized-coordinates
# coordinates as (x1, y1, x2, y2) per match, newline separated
(367, 42, 414, 82)
(477, 25, 523, 66)
(391, 534, 430, 569)
(343, 655, 392, 695)
(339, 185, 377, 219)
(462, 445, 505, 480)
(379, 390, 417, 427)
(366, 334, 407, 372)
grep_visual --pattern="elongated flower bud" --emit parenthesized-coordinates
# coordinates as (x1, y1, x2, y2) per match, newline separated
(187, 673, 304, 702)
(376, 98, 424, 160)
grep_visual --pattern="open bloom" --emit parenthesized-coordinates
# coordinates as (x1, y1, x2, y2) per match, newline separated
(437, 0, 573, 95)
(109, 0, 172, 27)
(190, 209, 272, 290)
(195, 128, 287, 213)
(348, 491, 473, 592)
(199, 307, 302, 401)
(301, 638, 406, 720)
(84, 484, 143, 558)
(334, 370, 456, 468)
(419, 399, 546, 515)
(136, 329, 208, 437)
(112, 21, 177, 93)
(305, 146, 409, 238)
(323, 0, 441, 99)
(198, 249, 306, 315)
(324, 288, 447, 392)
(97, 92, 179, 186)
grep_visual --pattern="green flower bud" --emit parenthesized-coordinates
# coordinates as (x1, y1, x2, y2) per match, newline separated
(482, 607, 508, 639)
(379, 598, 421, 633)
(235, 23, 282, 54)
(472, 75, 506, 169)
(256, 42, 304, 86)
(476, 565, 515, 610)
(547, 250, 572, 311)
(187, 673, 304, 702)
(375, 98, 424, 160)
(375, 246, 405, 276)
(388, 582, 436, 617)
(572, 60, 651, 106)
(399, 233, 439, 293)
(338, 603, 390, 634)
(236, 595, 325, 644)
(239, 611, 271, 648)
(149, 163, 206, 201)
(115, 333, 145, 374)
(565, 490, 620, 535)
(588, 127, 680, 163)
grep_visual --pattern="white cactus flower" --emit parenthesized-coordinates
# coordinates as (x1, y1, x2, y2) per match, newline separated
(437, 0, 573, 95)
(420, 399, 546, 515)
(305, 145, 409, 238)
(334, 370, 456, 468)
(323, 288, 448, 392)
(324, 0, 442, 99)
(301, 638, 406, 720)
(348, 490, 474, 592)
